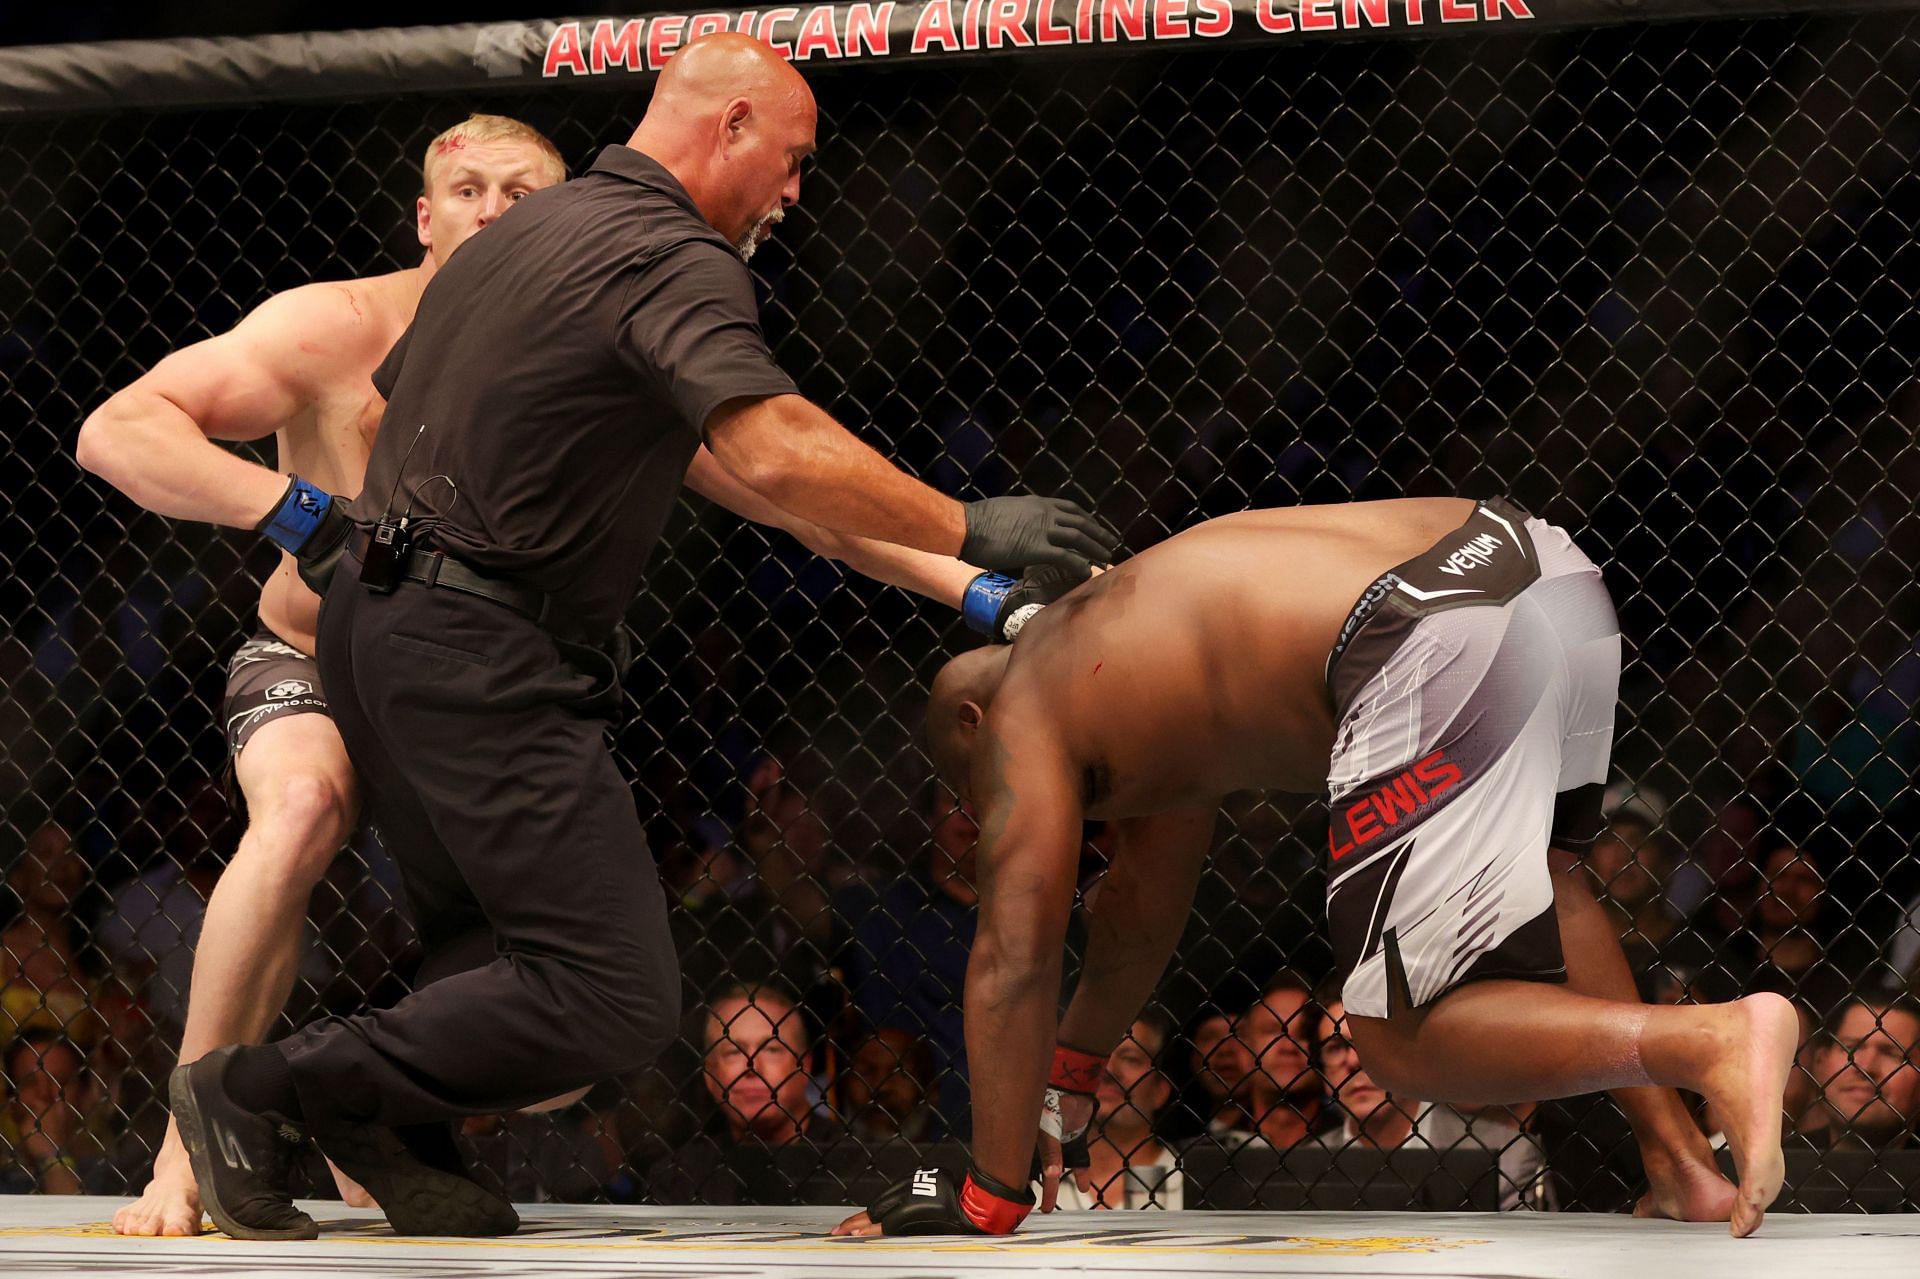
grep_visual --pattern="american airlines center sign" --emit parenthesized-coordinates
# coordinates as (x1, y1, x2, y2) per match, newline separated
(7, 2, 1889, 115)
(540, 0, 1538, 76)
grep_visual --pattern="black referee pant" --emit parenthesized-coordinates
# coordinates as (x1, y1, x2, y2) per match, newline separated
(277, 571, 680, 1126)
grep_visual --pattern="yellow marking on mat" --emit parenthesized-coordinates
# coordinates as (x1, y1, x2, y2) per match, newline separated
(0, 1221, 1486, 1257)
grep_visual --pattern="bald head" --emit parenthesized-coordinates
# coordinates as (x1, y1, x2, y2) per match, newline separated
(630, 35, 817, 259)
(926, 647, 1013, 801)
(654, 34, 810, 112)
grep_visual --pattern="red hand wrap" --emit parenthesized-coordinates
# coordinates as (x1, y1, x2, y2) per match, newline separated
(1048, 1043, 1105, 1095)
(960, 1170, 1034, 1235)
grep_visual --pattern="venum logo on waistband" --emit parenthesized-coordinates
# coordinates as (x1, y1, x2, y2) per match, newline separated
(1437, 532, 1503, 576)
(1329, 572, 1400, 668)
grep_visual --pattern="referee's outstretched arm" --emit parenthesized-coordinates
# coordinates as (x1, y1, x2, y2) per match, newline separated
(705, 391, 1121, 580)
(685, 444, 979, 607)
(705, 391, 966, 557)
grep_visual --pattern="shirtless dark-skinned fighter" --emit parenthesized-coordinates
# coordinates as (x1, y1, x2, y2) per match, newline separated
(834, 497, 1798, 1240)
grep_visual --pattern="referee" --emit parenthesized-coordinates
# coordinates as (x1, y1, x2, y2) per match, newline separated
(169, 34, 1121, 1240)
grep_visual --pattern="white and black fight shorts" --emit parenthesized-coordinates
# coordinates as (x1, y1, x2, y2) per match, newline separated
(1324, 498, 1620, 1020)
(223, 626, 330, 757)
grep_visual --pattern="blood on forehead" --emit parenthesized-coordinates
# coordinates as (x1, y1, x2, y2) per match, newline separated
(436, 133, 468, 154)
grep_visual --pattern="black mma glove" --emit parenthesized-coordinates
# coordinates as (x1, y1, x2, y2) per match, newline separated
(255, 474, 353, 596)
(865, 1164, 1034, 1236)
(961, 562, 1089, 643)
(1041, 1043, 1103, 1183)
(961, 496, 1121, 577)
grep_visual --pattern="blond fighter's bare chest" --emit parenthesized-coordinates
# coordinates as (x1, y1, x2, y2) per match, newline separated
(271, 354, 389, 500)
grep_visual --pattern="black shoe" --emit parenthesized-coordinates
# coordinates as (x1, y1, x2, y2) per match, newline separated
(311, 1119, 519, 1237)
(169, 1047, 318, 1241)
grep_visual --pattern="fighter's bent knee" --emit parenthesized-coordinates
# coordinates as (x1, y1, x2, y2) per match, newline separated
(602, 984, 680, 1071)
(265, 772, 348, 825)
(234, 772, 356, 880)
(1344, 1014, 1417, 1096)
(541, 937, 679, 1073)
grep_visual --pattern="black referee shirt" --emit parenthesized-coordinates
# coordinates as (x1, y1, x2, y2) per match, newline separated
(352, 145, 799, 632)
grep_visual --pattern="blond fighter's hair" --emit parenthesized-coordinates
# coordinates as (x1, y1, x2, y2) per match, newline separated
(421, 114, 567, 195)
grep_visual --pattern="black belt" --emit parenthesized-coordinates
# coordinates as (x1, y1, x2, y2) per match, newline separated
(349, 531, 550, 624)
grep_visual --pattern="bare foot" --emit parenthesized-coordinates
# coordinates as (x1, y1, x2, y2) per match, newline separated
(112, 1156, 205, 1237)
(328, 1156, 377, 1209)
(1698, 994, 1797, 1238)
(1634, 1152, 1737, 1222)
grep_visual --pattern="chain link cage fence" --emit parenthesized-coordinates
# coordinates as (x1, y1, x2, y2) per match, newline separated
(1, 0, 1917, 1216)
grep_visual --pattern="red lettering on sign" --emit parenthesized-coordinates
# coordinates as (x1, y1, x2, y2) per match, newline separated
(1487, 0, 1533, 16)
(686, 13, 732, 40)
(1154, 0, 1188, 39)
(756, 8, 800, 56)
(1344, 0, 1391, 26)
(1103, 0, 1149, 41)
(590, 19, 643, 72)
(985, 0, 1035, 46)
(1300, 0, 1336, 30)
(793, 5, 844, 58)
(1192, 0, 1232, 36)
(1076, 0, 1098, 42)
(960, 0, 990, 49)
(1255, 0, 1295, 33)
(847, 2, 894, 52)
(913, 0, 962, 51)
(1035, 0, 1073, 41)
(543, 22, 588, 76)
(1439, 0, 1476, 20)
(648, 15, 687, 65)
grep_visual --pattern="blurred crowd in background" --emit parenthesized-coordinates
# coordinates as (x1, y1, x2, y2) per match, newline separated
(3, 732, 1916, 1204)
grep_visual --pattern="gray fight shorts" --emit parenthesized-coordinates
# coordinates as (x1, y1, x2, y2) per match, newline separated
(223, 626, 330, 757)
(1323, 498, 1621, 1020)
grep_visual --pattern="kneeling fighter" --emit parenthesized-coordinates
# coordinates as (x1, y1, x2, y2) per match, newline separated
(836, 497, 1797, 1240)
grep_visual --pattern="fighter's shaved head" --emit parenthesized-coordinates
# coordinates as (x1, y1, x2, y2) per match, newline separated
(628, 34, 817, 258)
(926, 647, 1013, 801)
